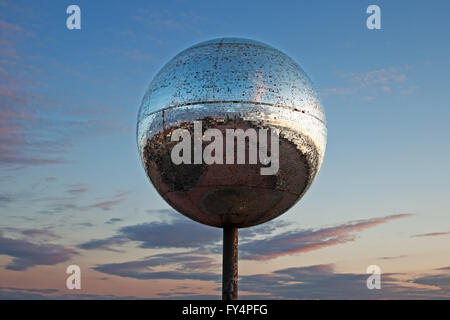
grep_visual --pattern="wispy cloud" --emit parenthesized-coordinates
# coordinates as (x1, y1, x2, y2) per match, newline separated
(35, 191, 128, 214)
(411, 231, 450, 238)
(80, 210, 288, 253)
(106, 218, 123, 225)
(87, 199, 124, 211)
(0, 236, 77, 270)
(0, 18, 132, 170)
(0, 19, 70, 168)
(0, 226, 59, 240)
(132, 8, 209, 33)
(94, 251, 220, 282)
(412, 270, 450, 294)
(0, 193, 15, 207)
(66, 187, 87, 195)
(345, 67, 408, 87)
(119, 220, 221, 249)
(378, 255, 408, 260)
(21, 228, 59, 240)
(78, 236, 128, 252)
(240, 214, 413, 260)
(78, 211, 412, 260)
(78, 215, 220, 252)
(322, 66, 414, 98)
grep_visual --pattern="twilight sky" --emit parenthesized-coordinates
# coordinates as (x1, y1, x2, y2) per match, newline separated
(0, 0, 449, 299)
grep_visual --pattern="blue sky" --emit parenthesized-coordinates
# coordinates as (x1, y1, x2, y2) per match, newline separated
(0, 0, 449, 299)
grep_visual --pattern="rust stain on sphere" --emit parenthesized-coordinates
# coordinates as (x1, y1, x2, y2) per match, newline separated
(137, 38, 327, 228)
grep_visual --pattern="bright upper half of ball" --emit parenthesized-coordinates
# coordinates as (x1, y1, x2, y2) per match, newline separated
(138, 37, 325, 124)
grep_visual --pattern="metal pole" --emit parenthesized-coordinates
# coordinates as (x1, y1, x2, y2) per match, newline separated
(222, 226, 238, 300)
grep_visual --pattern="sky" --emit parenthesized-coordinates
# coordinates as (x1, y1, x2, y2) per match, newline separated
(0, 0, 449, 299)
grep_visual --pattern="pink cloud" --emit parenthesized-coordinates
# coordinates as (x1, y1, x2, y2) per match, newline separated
(241, 214, 413, 260)
(0, 236, 77, 270)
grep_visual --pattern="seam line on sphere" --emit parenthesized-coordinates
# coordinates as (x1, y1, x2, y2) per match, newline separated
(145, 100, 326, 125)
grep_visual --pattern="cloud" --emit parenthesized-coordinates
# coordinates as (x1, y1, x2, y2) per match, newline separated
(321, 87, 357, 96)
(78, 210, 220, 251)
(346, 67, 408, 86)
(322, 66, 413, 98)
(0, 193, 15, 207)
(21, 228, 59, 239)
(35, 191, 128, 214)
(240, 220, 290, 239)
(438, 266, 450, 272)
(412, 272, 450, 293)
(155, 293, 219, 300)
(119, 219, 221, 249)
(0, 18, 131, 170)
(378, 255, 408, 260)
(146, 209, 178, 215)
(77, 211, 420, 297)
(94, 259, 448, 299)
(86, 192, 129, 211)
(240, 214, 412, 260)
(75, 222, 94, 228)
(89, 213, 413, 294)
(0, 19, 70, 168)
(85, 214, 223, 281)
(94, 251, 220, 282)
(79, 212, 411, 260)
(66, 187, 87, 194)
(80, 211, 447, 299)
(238, 264, 450, 299)
(106, 218, 123, 224)
(1, 287, 59, 295)
(87, 199, 124, 211)
(411, 231, 450, 238)
(0, 226, 59, 240)
(0, 19, 21, 61)
(132, 8, 209, 33)
(77, 236, 128, 252)
(0, 236, 77, 270)
(0, 287, 139, 300)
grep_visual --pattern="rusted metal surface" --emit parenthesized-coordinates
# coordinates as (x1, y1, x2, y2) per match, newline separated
(222, 227, 238, 300)
(137, 38, 327, 228)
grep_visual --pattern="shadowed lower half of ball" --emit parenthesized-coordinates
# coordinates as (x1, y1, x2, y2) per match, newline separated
(141, 116, 320, 228)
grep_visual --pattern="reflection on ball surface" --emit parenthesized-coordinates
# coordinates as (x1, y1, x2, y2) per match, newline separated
(137, 38, 326, 228)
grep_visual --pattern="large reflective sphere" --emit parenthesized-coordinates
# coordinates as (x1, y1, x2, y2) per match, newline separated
(137, 38, 326, 228)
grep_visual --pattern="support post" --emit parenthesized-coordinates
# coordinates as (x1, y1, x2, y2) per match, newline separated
(222, 226, 238, 300)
